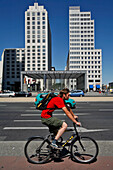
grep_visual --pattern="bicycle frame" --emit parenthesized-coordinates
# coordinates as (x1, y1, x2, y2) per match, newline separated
(27, 123, 82, 150)
(62, 132, 79, 147)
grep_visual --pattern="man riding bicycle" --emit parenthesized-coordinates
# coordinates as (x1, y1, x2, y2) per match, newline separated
(41, 88, 81, 149)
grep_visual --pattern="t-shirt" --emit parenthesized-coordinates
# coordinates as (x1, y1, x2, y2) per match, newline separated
(41, 97, 65, 118)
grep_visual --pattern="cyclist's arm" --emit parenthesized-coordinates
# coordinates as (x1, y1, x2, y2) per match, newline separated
(69, 108, 78, 119)
(62, 107, 80, 126)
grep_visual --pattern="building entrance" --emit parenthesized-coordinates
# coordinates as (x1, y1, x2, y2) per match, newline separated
(21, 70, 87, 92)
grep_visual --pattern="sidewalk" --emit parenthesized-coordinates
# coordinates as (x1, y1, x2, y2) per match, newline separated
(0, 96, 113, 102)
(0, 156, 113, 170)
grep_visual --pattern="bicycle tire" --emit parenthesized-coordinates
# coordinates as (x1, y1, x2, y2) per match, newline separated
(71, 136, 99, 163)
(24, 136, 51, 164)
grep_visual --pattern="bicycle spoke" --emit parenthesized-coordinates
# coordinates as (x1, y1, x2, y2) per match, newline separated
(71, 137, 98, 163)
(24, 137, 51, 164)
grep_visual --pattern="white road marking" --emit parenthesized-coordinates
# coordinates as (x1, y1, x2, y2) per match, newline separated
(0, 105, 7, 107)
(14, 120, 42, 122)
(21, 113, 90, 117)
(14, 120, 65, 122)
(30, 107, 36, 109)
(99, 109, 113, 111)
(25, 109, 63, 112)
(25, 110, 41, 112)
(3, 126, 109, 132)
(21, 113, 66, 116)
(3, 127, 49, 130)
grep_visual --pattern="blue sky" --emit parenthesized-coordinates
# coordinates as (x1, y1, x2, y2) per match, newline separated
(0, 0, 113, 85)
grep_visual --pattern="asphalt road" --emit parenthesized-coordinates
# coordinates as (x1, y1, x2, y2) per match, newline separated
(0, 101, 113, 141)
(0, 101, 113, 170)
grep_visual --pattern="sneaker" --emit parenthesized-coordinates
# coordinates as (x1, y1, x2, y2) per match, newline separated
(50, 142, 62, 150)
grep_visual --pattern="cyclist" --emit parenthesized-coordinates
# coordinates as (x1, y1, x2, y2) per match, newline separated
(41, 88, 81, 149)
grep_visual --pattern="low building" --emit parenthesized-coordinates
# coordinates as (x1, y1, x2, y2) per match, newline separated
(2, 49, 25, 91)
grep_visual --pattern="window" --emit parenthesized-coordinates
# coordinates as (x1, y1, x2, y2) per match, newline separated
(32, 22, 35, 25)
(32, 17, 35, 20)
(27, 12, 30, 16)
(43, 39, 45, 43)
(37, 39, 40, 43)
(89, 80, 93, 82)
(27, 17, 30, 20)
(95, 80, 100, 82)
(32, 12, 35, 16)
(27, 35, 30, 38)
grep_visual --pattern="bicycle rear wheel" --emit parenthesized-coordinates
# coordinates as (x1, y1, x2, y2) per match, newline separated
(71, 137, 99, 163)
(24, 136, 51, 164)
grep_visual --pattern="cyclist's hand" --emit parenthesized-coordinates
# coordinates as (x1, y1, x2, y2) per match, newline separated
(74, 115, 78, 119)
(76, 122, 81, 126)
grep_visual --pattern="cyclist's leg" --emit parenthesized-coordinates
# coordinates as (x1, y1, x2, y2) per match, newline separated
(41, 117, 67, 148)
(55, 122, 67, 140)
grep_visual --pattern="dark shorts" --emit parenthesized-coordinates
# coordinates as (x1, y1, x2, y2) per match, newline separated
(41, 117, 63, 134)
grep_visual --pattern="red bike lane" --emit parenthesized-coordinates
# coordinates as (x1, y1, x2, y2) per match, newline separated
(0, 156, 113, 170)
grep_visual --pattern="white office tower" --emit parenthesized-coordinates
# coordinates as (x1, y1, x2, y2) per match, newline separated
(68, 7, 102, 91)
(25, 3, 51, 90)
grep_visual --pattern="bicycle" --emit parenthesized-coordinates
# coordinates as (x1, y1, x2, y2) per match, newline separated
(24, 122, 99, 164)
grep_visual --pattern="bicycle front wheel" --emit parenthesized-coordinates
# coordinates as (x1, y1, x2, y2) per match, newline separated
(24, 137, 51, 164)
(71, 137, 99, 163)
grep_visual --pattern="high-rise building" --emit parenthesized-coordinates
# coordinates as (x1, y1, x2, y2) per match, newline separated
(25, 3, 51, 71)
(25, 2, 52, 90)
(67, 7, 102, 91)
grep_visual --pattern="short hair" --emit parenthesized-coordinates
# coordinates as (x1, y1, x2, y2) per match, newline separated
(59, 88, 70, 97)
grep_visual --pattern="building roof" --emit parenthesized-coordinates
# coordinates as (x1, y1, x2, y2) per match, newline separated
(21, 70, 87, 79)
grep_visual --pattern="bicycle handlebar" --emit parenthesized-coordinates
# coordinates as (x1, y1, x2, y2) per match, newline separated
(73, 118, 82, 127)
